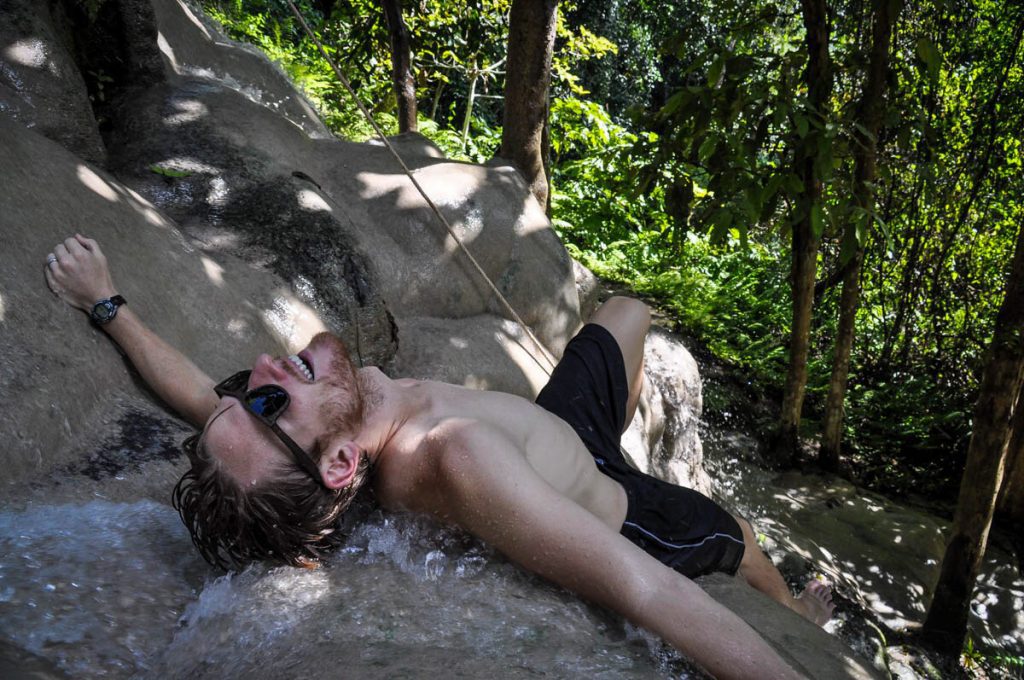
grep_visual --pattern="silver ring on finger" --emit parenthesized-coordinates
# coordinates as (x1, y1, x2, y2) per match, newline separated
(47, 254, 58, 266)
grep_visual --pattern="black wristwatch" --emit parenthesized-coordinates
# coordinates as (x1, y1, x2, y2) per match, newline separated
(90, 295, 127, 325)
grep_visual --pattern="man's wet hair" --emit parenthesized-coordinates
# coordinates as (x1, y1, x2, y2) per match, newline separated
(172, 434, 371, 569)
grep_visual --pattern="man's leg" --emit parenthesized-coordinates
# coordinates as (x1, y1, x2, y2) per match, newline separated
(732, 514, 835, 626)
(589, 297, 650, 431)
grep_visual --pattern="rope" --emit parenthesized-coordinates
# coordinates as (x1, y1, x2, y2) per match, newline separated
(284, 0, 557, 373)
(283, 2, 646, 474)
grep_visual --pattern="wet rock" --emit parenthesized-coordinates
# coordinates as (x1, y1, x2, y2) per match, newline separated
(0, 1, 861, 677)
(573, 258, 602, 321)
(57, 406, 192, 481)
(0, 114, 320, 488)
(624, 326, 711, 494)
(0, 638, 69, 680)
(387, 314, 554, 398)
(699, 573, 883, 679)
(0, 0, 106, 163)
(149, 0, 328, 138)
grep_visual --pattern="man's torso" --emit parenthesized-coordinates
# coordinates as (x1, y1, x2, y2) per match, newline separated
(370, 379, 628, 531)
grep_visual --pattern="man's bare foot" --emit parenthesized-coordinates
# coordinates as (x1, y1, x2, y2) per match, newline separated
(794, 580, 835, 626)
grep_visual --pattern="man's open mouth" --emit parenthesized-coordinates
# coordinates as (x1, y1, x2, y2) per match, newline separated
(288, 354, 314, 381)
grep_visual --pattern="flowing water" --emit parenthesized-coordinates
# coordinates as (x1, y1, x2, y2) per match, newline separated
(2, 374, 1020, 677)
(0, 496, 694, 678)
(4, 410, 1022, 677)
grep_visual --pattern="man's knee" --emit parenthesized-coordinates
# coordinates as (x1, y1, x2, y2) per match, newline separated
(589, 297, 651, 344)
(591, 296, 650, 327)
(732, 514, 757, 549)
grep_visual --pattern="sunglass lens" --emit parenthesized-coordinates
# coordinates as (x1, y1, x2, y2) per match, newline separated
(246, 386, 289, 420)
(217, 370, 252, 394)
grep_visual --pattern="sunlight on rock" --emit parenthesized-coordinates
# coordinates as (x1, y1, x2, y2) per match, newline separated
(178, 0, 214, 41)
(200, 256, 224, 287)
(207, 176, 229, 207)
(76, 165, 118, 202)
(4, 39, 52, 72)
(261, 288, 328, 352)
(143, 205, 168, 226)
(456, 207, 485, 252)
(499, 331, 556, 396)
(155, 157, 221, 175)
(126, 187, 151, 204)
(449, 336, 469, 350)
(164, 98, 208, 126)
(226, 318, 250, 338)
(297, 188, 330, 212)
(123, 189, 172, 228)
(358, 171, 430, 209)
(463, 374, 490, 390)
(156, 32, 178, 71)
(865, 592, 896, 615)
(0, 291, 5, 321)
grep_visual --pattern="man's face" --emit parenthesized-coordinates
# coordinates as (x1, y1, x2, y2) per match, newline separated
(201, 333, 363, 486)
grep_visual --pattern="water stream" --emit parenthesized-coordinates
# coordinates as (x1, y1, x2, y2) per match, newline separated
(2, 382, 1020, 677)
(0, 497, 692, 678)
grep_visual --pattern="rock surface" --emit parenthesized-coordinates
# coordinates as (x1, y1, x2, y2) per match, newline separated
(0, 1, 879, 677)
(0, 0, 106, 163)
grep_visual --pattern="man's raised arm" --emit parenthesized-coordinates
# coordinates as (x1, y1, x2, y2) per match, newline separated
(438, 426, 805, 680)
(45, 234, 218, 428)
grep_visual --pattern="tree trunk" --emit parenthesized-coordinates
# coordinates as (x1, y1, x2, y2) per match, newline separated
(997, 382, 1024, 525)
(772, 0, 832, 466)
(498, 0, 558, 209)
(378, 0, 416, 133)
(922, 221, 1024, 648)
(819, 0, 897, 470)
(461, 58, 478, 148)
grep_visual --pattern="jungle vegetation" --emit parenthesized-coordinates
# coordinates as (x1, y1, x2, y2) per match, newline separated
(203, 0, 1023, 663)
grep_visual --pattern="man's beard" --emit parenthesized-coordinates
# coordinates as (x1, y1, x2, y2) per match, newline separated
(310, 332, 364, 439)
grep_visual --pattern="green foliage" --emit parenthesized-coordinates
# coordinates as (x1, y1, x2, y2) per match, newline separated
(553, 0, 1024, 493)
(204, 0, 1023, 504)
(203, 0, 615, 148)
(148, 164, 193, 178)
(550, 95, 793, 380)
(205, 0, 390, 139)
(961, 635, 1024, 678)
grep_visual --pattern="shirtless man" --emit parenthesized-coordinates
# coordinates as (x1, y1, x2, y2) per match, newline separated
(45, 234, 834, 679)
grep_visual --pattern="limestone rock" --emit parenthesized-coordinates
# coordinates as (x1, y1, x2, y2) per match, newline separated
(623, 327, 711, 494)
(572, 258, 602, 320)
(388, 314, 553, 398)
(699, 573, 883, 679)
(0, 115, 312, 490)
(150, 0, 329, 138)
(0, 0, 870, 677)
(0, 0, 106, 163)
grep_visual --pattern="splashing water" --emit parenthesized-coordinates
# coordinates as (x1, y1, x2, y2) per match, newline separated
(0, 501, 690, 678)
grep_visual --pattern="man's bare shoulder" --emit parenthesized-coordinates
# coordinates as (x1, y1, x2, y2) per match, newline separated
(373, 407, 524, 515)
(426, 417, 520, 472)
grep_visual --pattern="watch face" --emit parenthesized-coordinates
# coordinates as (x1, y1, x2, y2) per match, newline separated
(93, 301, 114, 321)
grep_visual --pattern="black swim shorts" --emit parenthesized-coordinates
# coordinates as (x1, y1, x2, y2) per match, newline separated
(535, 323, 746, 578)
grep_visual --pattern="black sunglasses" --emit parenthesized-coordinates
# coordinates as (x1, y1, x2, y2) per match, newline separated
(213, 370, 325, 486)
